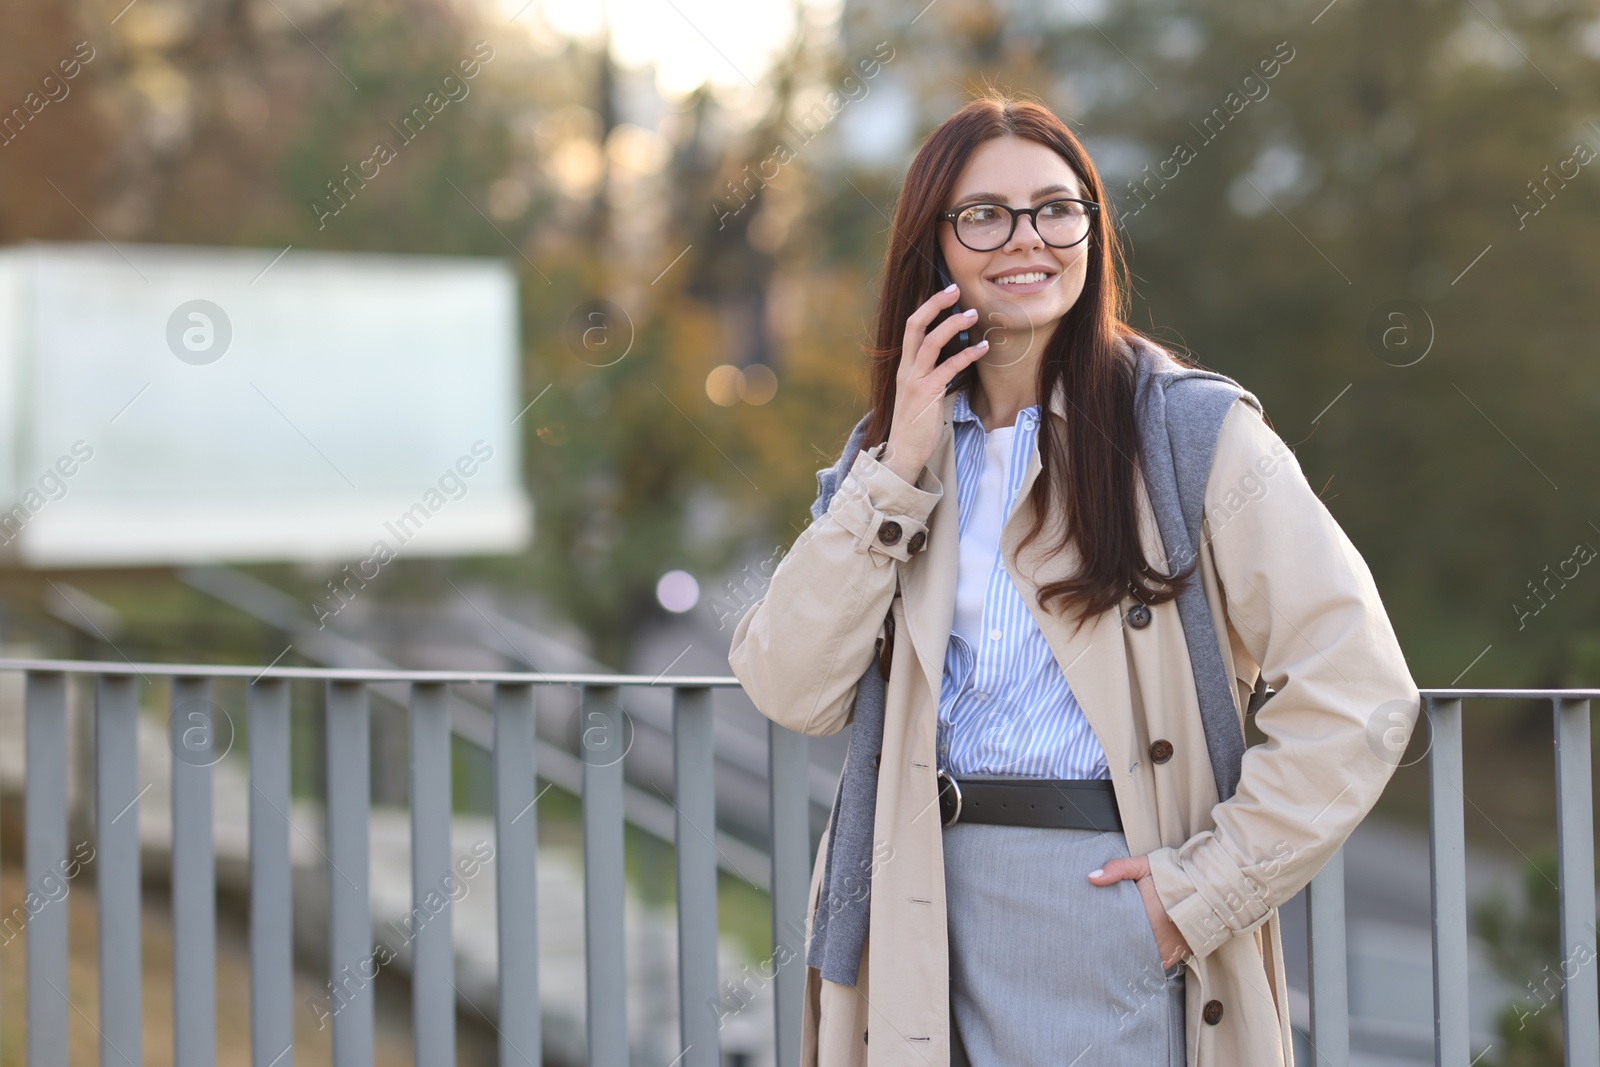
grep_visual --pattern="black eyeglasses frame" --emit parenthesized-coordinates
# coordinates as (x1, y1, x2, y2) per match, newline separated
(938, 197, 1100, 252)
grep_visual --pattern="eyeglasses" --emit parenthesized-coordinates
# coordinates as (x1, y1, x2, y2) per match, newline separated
(939, 198, 1099, 252)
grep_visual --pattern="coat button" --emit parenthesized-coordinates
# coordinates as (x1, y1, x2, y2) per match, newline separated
(1203, 999, 1224, 1025)
(1126, 603, 1152, 628)
(1149, 738, 1174, 764)
(877, 520, 903, 546)
(863, 1028, 868, 1044)
(873, 752, 881, 771)
(907, 530, 926, 553)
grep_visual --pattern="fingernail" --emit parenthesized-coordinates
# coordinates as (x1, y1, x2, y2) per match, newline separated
(1088, 868, 1104, 878)
(976, 340, 989, 349)
(944, 283, 958, 293)
(963, 308, 977, 317)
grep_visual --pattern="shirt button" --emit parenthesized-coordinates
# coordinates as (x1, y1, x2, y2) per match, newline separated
(1149, 739, 1174, 764)
(877, 520, 903, 546)
(1202, 999, 1224, 1025)
(989, 629, 1002, 642)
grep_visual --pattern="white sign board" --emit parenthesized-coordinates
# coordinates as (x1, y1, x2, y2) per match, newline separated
(0, 242, 532, 567)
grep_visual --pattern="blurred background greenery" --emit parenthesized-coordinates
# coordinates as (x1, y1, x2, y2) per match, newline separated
(2, 0, 1596, 685)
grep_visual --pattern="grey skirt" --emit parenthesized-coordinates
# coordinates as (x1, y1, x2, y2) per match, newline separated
(943, 820, 1186, 1067)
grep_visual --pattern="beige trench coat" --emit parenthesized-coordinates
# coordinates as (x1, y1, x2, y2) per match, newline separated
(728, 366, 1421, 1067)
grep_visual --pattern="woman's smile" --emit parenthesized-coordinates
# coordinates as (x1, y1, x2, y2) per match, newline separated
(986, 265, 1059, 294)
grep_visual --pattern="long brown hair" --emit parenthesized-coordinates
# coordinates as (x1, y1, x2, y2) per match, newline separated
(858, 90, 1197, 632)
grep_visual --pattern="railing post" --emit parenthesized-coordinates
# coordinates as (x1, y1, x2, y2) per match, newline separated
(409, 682, 456, 1065)
(768, 721, 809, 1067)
(25, 670, 69, 1066)
(326, 680, 373, 1066)
(673, 686, 719, 1067)
(97, 673, 144, 1066)
(582, 684, 628, 1065)
(493, 682, 540, 1067)
(171, 675, 218, 1067)
(1305, 845, 1349, 1067)
(1426, 696, 1469, 1066)
(1553, 697, 1598, 1065)
(249, 677, 294, 1067)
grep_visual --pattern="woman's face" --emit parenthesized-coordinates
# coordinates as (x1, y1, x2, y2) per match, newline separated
(936, 135, 1093, 358)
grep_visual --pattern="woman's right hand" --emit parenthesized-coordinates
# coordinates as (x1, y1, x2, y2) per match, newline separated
(881, 283, 989, 483)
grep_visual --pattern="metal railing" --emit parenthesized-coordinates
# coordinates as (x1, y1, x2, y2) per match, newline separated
(1, 658, 1595, 1066)
(1304, 688, 1597, 1066)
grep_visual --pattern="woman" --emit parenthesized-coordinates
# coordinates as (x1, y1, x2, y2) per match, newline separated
(728, 92, 1419, 1067)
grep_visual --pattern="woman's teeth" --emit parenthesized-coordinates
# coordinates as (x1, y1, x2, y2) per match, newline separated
(994, 272, 1049, 285)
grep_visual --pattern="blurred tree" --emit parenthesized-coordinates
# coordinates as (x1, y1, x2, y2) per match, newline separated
(1472, 844, 1598, 1067)
(0, 1, 112, 239)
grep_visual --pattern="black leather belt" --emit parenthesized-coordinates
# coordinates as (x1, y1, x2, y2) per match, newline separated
(937, 770, 1122, 832)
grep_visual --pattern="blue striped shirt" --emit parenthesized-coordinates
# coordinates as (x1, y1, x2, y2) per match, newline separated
(935, 387, 1111, 780)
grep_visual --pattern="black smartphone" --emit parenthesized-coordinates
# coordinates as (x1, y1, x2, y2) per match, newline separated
(931, 248, 972, 366)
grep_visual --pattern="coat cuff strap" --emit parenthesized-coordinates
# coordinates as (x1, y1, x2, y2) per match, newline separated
(1146, 839, 1273, 962)
(825, 444, 941, 563)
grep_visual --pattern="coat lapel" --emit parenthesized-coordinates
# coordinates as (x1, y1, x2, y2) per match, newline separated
(897, 388, 961, 705)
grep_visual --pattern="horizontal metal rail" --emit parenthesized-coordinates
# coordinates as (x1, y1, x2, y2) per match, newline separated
(0, 656, 746, 685)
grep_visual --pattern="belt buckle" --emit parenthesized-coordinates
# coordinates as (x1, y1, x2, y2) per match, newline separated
(936, 768, 963, 828)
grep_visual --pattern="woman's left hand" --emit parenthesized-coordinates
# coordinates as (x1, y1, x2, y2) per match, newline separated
(1088, 854, 1193, 969)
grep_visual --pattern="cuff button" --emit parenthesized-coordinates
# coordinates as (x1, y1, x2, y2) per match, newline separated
(907, 530, 926, 553)
(877, 520, 903, 546)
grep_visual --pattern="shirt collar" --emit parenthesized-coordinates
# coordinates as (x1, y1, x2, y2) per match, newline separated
(950, 383, 1043, 430)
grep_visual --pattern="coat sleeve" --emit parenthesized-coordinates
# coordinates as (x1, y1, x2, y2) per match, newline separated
(1145, 398, 1422, 961)
(728, 442, 942, 738)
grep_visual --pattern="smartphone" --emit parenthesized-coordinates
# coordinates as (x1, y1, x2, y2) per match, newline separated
(931, 248, 972, 366)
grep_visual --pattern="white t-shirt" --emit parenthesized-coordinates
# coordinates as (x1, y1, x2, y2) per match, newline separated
(951, 421, 1016, 655)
